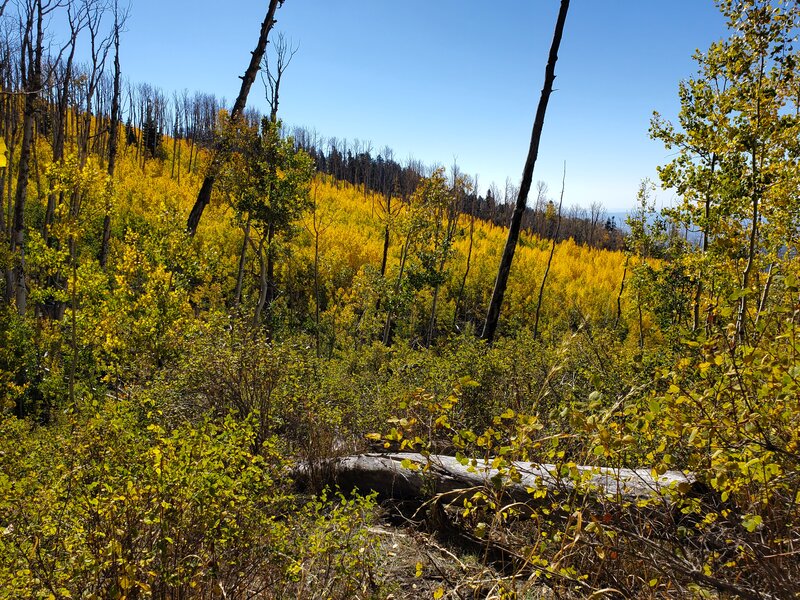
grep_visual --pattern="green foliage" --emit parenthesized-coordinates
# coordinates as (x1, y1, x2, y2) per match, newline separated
(0, 307, 39, 417)
(651, 0, 800, 340)
(0, 398, 284, 598)
(221, 116, 314, 235)
(0, 397, 382, 599)
(3, 2, 800, 597)
(159, 327, 346, 464)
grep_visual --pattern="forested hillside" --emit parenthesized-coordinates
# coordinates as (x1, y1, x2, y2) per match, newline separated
(1, 0, 799, 598)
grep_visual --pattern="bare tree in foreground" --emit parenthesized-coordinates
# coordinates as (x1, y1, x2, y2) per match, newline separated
(481, 0, 570, 343)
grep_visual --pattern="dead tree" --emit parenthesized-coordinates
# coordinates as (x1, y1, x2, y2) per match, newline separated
(481, 0, 570, 342)
(296, 452, 696, 505)
(453, 175, 477, 329)
(44, 0, 87, 237)
(75, 0, 112, 164)
(99, 0, 126, 268)
(186, 0, 285, 236)
(0, 31, 21, 241)
(260, 29, 296, 309)
(532, 164, 565, 339)
(9, 0, 60, 314)
(262, 31, 297, 124)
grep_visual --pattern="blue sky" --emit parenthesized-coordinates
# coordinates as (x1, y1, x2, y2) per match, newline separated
(113, 1, 728, 211)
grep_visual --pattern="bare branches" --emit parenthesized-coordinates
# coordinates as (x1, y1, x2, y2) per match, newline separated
(261, 31, 297, 123)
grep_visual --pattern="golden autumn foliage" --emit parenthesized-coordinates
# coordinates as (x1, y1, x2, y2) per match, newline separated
(2, 1, 800, 594)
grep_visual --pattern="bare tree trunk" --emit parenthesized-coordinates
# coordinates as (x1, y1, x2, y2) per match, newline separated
(637, 291, 645, 350)
(736, 55, 765, 344)
(737, 173, 760, 343)
(176, 130, 181, 185)
(532, 165, 565, 340)
(10, 0, 46, 314)
(253, 237, 268, 327)
(313, 211, 321, 357)
(379, 193, 391, 278)
(615, 255, 629, 329)
(45, 5, 83, 238)
(99, 2, 124, 269)
(265, 221, 276, 307)
(383, 234, 412, 346)
(234, 214, 251, 308)
(454, 206, 475, 329)
(482, 0, 569, 342)
(693, 154, 716, 331)
(753, 261, 774, 332)
(374, 191, 393, 314)
(264, 31, 297, 124)
(187, 131, 195, 175)
(170, 119, 178, 178)
(187, 0, 285, 235)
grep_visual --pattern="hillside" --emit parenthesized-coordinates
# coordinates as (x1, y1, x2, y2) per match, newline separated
(2, 1, 800, 598)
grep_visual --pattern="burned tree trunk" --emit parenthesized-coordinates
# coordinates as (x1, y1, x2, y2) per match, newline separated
(99, 1, 125, 269)
(9, 0, 48, 314)
(482, 0, 569, 343)
(186, 0, 285, 235)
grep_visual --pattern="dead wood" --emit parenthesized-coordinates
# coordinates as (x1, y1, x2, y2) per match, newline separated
(294, 452, 696, 504)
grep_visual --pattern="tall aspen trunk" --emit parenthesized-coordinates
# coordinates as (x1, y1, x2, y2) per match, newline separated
(615, 255, 629, 329)
(253, 237, 268, 328)
(313, 217, 321, 357)
(454, 211, 475, 330)
(383, 235, 412, 346)
(374, 193, 392, 314)
(265, 221, 276, 307)
(736, 54, 765, 344)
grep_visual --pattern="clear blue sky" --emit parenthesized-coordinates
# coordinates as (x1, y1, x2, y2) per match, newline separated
(111, 1, 727, 211)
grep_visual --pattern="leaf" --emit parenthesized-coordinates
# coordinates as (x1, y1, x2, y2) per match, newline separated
(742, 514, 762, 533)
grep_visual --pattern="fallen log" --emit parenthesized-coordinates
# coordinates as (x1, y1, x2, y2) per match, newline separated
(295, 452, 697, 504)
